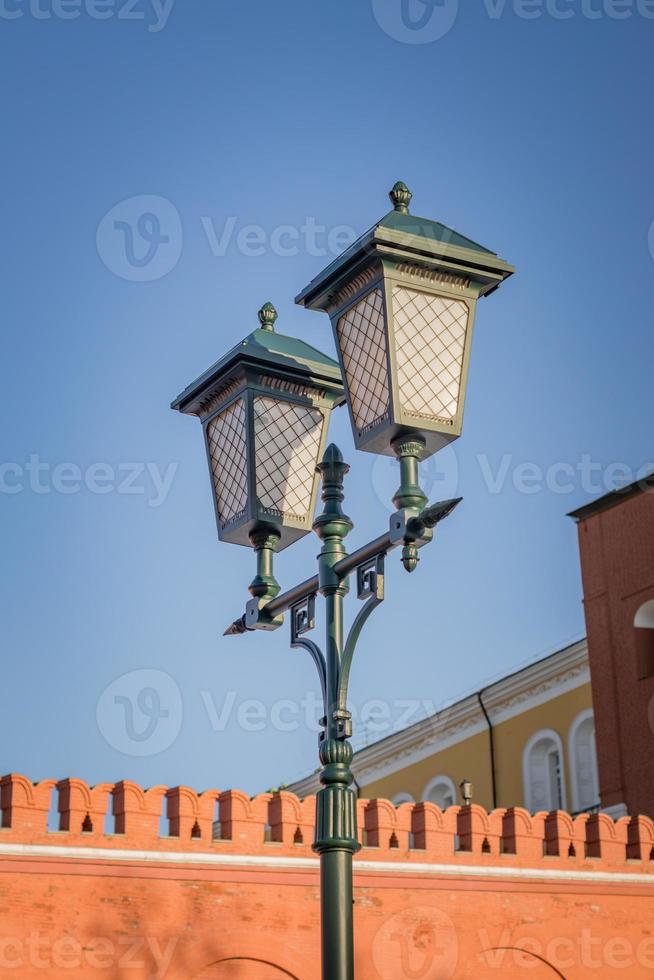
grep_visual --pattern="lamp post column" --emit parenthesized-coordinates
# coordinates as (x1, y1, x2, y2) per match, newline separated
(312, 444, 359, 980)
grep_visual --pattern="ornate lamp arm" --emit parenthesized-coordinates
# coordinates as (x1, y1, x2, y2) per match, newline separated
(290, 595, 327, 720)
(335, 556, 385, 725)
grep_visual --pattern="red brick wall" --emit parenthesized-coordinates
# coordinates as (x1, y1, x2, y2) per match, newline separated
(1, 775, 653, 978)
(575, 489, 654, 817)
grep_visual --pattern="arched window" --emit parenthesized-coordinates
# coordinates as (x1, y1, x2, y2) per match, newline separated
(635, 600, 654, 679)
(568, 709, 599, 814)
(391, 792, 414, 806)
(523, 730, 566, 813)
(422, 776, 456, 809)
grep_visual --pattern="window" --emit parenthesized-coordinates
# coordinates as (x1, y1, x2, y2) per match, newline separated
(568, 710, 600, 814)
(523, 730, 567, 813)
(422, 776, 456, 810)
(391, 792, 415, 806)
(635, 600, 654, 679)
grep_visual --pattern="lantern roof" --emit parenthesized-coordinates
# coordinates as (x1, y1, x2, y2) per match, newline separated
(295, 181, 514, 312)
(171, 303, 345, 417)
(376, 207, 494, 254)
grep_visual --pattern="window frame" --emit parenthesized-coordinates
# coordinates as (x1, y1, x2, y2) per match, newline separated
(422, 775, 457, 810)
(522, 729, 567, 813)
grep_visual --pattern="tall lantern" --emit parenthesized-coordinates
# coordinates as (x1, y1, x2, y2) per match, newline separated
(171, 303, 345, 551)
(295, 182, 514, 458)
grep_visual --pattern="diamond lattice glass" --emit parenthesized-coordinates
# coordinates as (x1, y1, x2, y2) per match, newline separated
(336, 289, 389, 435)
(253, 396, 324, 519)
(392, 287, 469, 423)
(206, 399, 248, 524)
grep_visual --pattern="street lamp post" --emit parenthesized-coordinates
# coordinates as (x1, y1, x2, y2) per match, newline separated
(172, 185, 513, 980)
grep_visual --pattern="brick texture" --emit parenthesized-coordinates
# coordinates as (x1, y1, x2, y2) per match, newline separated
(576, 488, 654, 817)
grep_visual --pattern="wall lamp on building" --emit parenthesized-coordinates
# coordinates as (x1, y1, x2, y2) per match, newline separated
(172, 184, 514, 980)
(460, 778, 474, 807)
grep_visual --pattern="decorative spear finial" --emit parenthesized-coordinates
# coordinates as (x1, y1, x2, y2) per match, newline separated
(321, 443, 346, 470)
(313, 443, 353, 548)
(258, 302, 278, 331)
(389, 181, 412, 214)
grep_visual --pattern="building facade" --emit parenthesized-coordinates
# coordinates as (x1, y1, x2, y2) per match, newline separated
(570, 476, 654, 820)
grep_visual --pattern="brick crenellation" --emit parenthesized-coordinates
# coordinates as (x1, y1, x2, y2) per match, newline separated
(1, 773, 653, 873)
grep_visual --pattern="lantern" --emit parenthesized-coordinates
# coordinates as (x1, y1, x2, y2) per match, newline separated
(295, 182, 514, 458)
(171, 303, 345, 550)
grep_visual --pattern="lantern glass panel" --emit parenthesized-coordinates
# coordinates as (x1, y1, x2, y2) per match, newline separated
(253, 396, 325, 521)
(336, 288, 389, 435)
(206, 398, 248, 524)
(392, 286, 470, 424)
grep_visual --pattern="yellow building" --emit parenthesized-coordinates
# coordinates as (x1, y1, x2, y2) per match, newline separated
(289, 639, 601, 816)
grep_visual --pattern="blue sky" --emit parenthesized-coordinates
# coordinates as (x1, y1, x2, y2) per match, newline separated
(1, 0, 652, 797)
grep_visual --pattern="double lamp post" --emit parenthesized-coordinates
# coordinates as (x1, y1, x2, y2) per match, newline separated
(171, 183, 513, 980)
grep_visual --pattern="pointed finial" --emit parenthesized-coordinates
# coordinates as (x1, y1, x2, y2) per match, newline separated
(315, 443, 349, 490)
(313, 443, 353, 544)
(258, 302, 278, 331)
(389, 181, 412, 214)
(401, 542, 420, 574)
(223, 616, 247, 636)
(322, 443, 345, 466)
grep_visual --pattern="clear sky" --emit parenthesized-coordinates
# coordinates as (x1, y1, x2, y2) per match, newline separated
(1, 0, 652, 798)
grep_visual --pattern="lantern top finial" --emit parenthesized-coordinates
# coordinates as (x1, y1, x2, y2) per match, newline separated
(389, 181, 412, 214)
(258, 302, 278, 332)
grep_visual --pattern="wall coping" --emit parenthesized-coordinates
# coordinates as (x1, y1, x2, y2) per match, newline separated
(1, 841, 653, 886)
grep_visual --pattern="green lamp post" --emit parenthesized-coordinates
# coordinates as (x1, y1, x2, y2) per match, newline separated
(172, 185, 513, 980)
